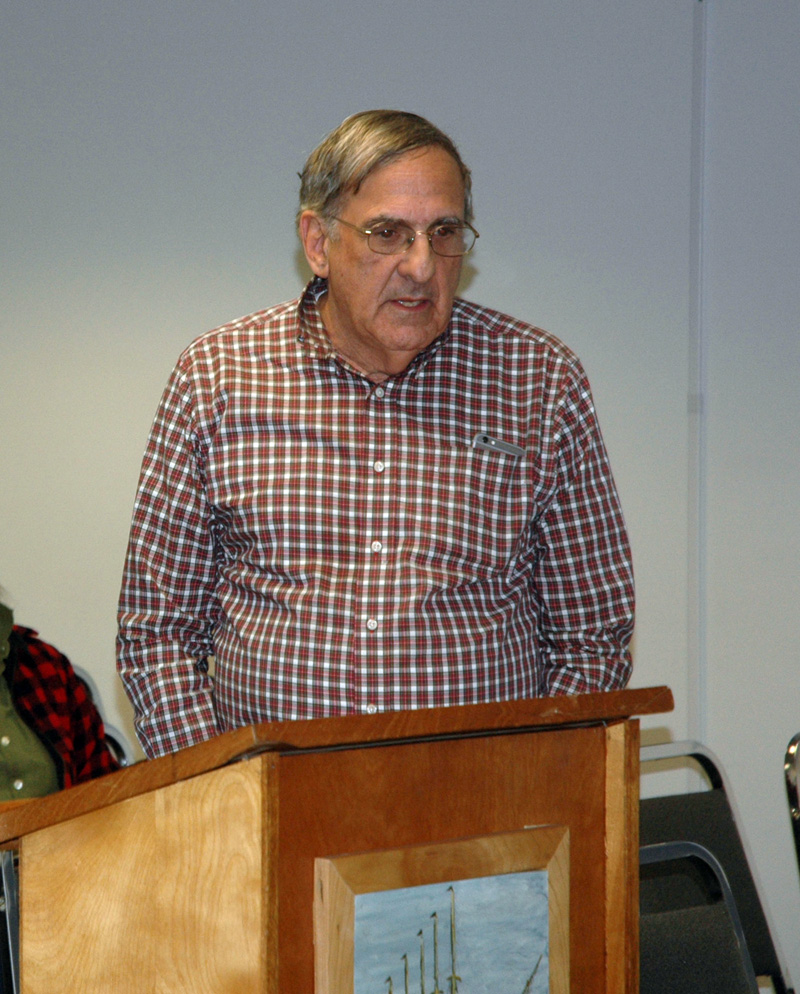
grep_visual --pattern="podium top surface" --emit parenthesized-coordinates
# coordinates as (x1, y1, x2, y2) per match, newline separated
(0, 685, 672, 844)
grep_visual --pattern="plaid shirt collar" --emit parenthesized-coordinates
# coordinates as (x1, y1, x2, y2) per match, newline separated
(296, 277, 452, 379)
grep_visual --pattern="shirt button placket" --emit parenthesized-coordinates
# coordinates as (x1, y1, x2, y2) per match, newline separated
(361, 384, 390, 717)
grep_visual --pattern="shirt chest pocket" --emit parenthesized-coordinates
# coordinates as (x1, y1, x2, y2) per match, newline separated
(398, 443, 532, 575)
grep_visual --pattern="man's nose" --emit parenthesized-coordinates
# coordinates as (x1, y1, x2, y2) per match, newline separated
(397, 233, 437, 282)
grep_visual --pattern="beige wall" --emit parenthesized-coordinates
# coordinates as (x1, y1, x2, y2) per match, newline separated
(702, 2, 800, 982)
(2, 0, 798, 983)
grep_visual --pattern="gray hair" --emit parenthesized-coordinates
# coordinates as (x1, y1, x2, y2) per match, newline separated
(296, 110, 473, 231)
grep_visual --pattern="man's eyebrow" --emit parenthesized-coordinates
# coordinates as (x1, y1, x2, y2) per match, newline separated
(363, 214, 464, 228)
(362, 214, 401, 227)
(429, 215, 464, 226)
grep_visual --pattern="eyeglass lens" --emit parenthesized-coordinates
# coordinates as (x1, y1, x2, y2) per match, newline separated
(368, 222, 475, 257)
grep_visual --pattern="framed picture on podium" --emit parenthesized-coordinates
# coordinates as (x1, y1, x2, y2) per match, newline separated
(314, 826, 569, 994)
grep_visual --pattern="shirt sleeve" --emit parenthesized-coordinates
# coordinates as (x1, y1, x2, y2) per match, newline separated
(57, 649, 121, 784)
(117, 361, 222, 758)
(533, 361, 635, 695)
(11, 628, 120, 787)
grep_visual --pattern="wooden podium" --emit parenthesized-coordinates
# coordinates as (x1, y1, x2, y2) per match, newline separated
(0, 686, 672, 994)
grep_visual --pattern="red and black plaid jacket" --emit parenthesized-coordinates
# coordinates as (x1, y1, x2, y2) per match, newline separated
(7, 627, 119, 789)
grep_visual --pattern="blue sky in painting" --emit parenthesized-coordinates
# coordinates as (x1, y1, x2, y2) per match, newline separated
(354, 871, 548, 994)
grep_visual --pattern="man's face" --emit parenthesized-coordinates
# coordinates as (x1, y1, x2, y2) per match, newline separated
(301, 146, 467, 380)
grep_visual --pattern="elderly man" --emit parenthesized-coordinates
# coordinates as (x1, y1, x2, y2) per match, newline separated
(117, 109, 634, 759)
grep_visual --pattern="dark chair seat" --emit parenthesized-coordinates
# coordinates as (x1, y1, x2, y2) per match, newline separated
(640, 841, 758, 994)
(640, 741, 793, 994)
(641, 904, 757, 994)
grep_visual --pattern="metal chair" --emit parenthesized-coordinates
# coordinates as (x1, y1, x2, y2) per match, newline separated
(640, 740, 794, 994)
(784, 732, 800, 879)
(640, 841, 759, 994)
(0, 852, 19, 994)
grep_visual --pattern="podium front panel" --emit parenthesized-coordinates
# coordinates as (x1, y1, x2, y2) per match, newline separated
(277, 719, 638, 994)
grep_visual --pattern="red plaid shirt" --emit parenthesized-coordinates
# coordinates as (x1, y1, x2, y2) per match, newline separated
(8, 627, 119, 788)
(118, 281, 634, 758)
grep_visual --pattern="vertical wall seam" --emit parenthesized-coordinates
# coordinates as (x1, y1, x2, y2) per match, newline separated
(688, 0, 709, 743)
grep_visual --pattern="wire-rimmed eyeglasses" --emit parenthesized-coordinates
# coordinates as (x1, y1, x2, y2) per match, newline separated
(331, 216, 479, 257)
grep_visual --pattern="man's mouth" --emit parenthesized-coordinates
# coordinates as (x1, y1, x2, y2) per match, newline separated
(392, 297, 429, 309)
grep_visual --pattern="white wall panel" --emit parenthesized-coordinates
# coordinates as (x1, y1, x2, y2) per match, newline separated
(703, 2, 800, 984)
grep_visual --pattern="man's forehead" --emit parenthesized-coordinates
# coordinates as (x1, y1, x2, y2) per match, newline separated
(341, 146, 467, 218)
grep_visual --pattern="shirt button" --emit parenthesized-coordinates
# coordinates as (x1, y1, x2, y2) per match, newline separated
(366, 618, 378, 631)
(13, 780, 24, 792)
(374, 387, 385, 399)
(0, 736, 9, 747)
(365, 704, 378, 714)
(373, 460, 385, 473)
(370, 540, 383, 553)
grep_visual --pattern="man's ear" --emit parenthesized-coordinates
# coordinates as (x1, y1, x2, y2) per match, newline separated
(298, 211, 330, 278)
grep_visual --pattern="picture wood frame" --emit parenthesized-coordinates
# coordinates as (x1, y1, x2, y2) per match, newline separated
(314, 825, 569, 994)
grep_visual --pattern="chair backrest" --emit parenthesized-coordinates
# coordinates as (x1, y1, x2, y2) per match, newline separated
(784, 732, 800, 878)
(641, 841, 759, 994)
(640, 740, 794, 994)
